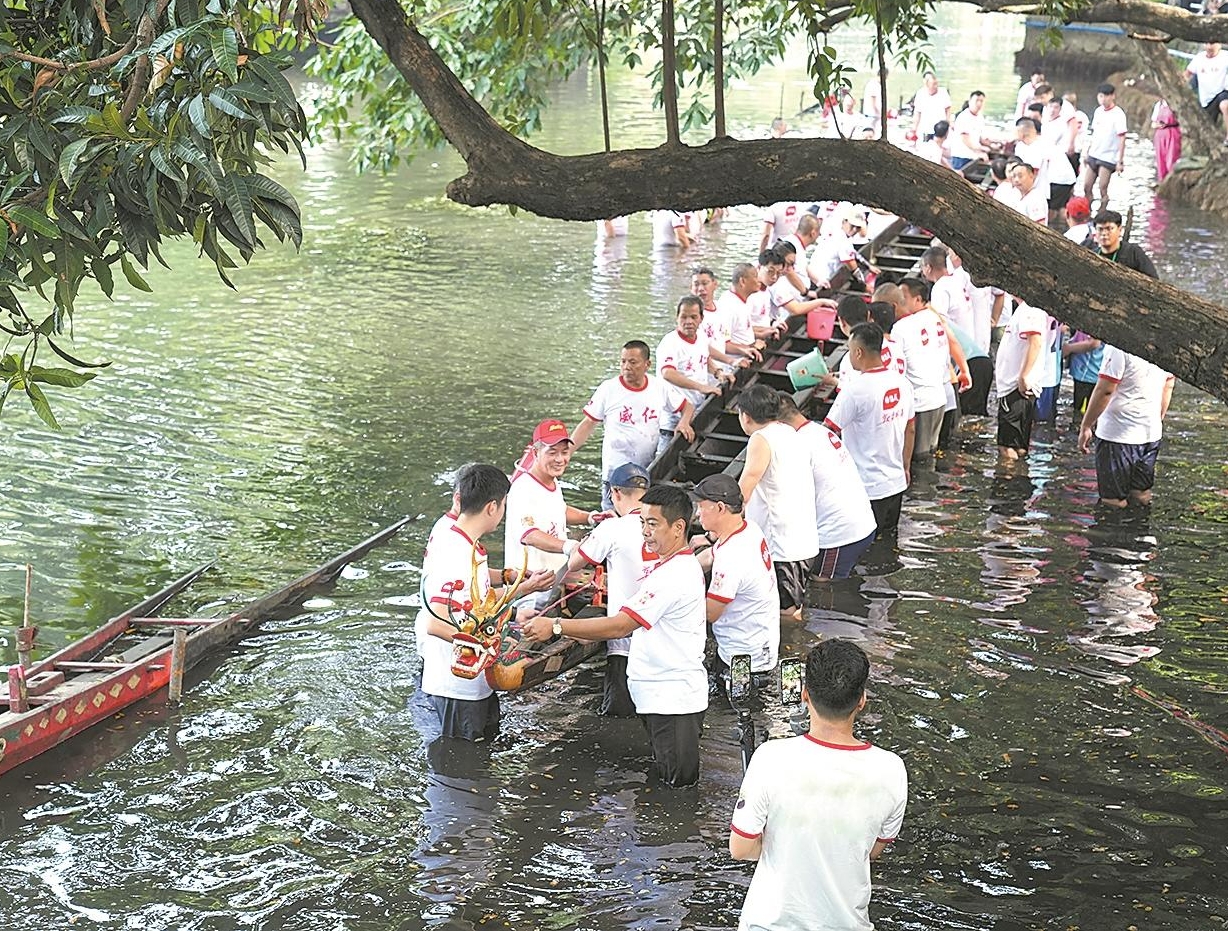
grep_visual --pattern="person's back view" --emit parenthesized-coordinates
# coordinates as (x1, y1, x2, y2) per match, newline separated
(730, 639, 907, 930)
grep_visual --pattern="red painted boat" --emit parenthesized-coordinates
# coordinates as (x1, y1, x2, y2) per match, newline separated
(0, 516, 412, 778)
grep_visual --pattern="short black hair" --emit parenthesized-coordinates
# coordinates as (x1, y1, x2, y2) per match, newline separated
(691, 266, 717, 280)
(1032, 83, 1052, 96)
(623, 339, 650, 360)
(989, 157, 1009, 182)
(805, 639, 870, 718)
(640, 483, 693, 528)
(735, 383, 782, 423)
(920, 245, 948, 270)
(899, 277, 930, 303)
(969, 89, 985, 98)
(837, 294, 871, 325)
(457, 464, 511, 515)
(933, 119, 950, 138)
(868, 301, 896, 332)
(676, 294, 702, 315)
(759, 248, 784, 267)
(1016, 116, 1041, 132)
(1097, 82, 1115, 96)
(777, 390, 802, 417)
(774, 239, 797, 256)
(849, 321, 884, 355)
(1093, 210, 1123, 227)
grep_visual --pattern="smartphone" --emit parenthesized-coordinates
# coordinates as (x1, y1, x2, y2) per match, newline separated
(729, 654, 752, 703)
(780, 659, 804, 706)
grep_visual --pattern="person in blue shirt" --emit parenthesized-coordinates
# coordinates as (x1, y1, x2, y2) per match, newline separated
(1064, 330, 1104, 427)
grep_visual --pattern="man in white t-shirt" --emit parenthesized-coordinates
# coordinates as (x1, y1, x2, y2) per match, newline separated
(1015, 69, 1045, 117)
(1015, 115, 1078, 226)
(1079, 83, 1128, 211)
(717, 264, 767, 349)
(892, 278, 969, 459)
(1078, 347, 1175, 508)
(418, 465, 553, 742)
(993, 301, 1047, 461)
(825, 322, 915, 536)
(692, 474, 780, 675)
(731, 638, 907, 931)
(523, 484, 708, 786)
(572, 340, 694, 509)
(566, 462, 655, 716)
(779, 395, 878, 580)
(735, 385, 820, 619)
(1185, 43, 1228, 145)
(911, 71, 952, 140)
(693, 266, 760, 368)
(767, 246, 841, 319)
(949, 90, 992, 172)
(651, 210, 692, 250)
(657, 296, 731, 438)
(505, 419, 601, 579)
(1007, 158, 1049, 224)
(781, 213, 823, 294)
(759, 201, 803, 252)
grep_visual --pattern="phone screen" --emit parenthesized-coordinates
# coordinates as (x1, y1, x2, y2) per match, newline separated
(780, 659, 804, 705)
(729, 654, 752, 703)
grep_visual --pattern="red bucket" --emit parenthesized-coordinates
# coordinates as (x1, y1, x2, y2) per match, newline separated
(807, 308, 837, 341)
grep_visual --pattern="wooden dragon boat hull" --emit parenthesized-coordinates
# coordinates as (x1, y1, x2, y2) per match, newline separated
(0, 516, 412, 778)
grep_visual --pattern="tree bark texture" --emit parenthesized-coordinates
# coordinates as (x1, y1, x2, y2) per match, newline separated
(346, 0, 1228, 404)
(952, 0, 1228, 43)
(1132, 38, 1224, 160)
(660, 0, 680, 145)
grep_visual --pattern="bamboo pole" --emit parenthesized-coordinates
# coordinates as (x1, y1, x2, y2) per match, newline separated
(8, 665, 28, 714)
(168, 628, 187, 704)
(17, 564, 34, 668)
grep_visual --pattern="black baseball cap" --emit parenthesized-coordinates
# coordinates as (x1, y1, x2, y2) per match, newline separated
(690, 474, 743, 507)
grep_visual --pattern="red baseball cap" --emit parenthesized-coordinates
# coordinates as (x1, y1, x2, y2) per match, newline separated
(532, 419, 572, 446)
(1066, 196, 1091, 221)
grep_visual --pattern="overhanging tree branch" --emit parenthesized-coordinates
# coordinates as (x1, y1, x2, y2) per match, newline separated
(951, 0, 1228, 43)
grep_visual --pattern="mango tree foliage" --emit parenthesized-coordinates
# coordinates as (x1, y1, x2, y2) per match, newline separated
(0, 0, 312, 425)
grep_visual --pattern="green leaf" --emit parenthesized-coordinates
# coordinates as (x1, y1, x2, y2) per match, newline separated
(27, 365, 97, 388)
(245, 54, 300, 113)
(245, 173, 298, 211)
(208, 88, 253, 121)
(217, 173, 255, 246)
(47, 338, 111, 368)
(0, 223, 7, 261)
(6, 205, 61, 239)
(211, 27, 239, 82)
(119, 254, 153, 292)
(188, 94, 212, 138)
(58, 138, 94, 187)
(92, 256, 114, 298)
(24, 382, 59, 429)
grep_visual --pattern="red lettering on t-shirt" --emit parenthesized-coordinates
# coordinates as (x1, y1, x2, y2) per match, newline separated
(883, 387, 901, 410)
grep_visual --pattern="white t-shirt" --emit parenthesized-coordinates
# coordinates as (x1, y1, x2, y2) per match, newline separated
(717, 289, 756, 345)
(811, 229, 857, 285)
(913, 87, 952, 136)
(968, 285, 998, 355)
(825, 366, 915, 499)
(731, 734, 908, 931)
(1095, 347, 1174, 445)
(596, 216, 629, 240)
(993, 302, 1048, 396)
(745, 422, 820, 562)
(762, 202, 803, 243)
(782, 233, 812, 285)
(862, 80, 881, 118)
(1013, 185, 1049, 224)
(747, 287, 775, 329)
(418, 524, 495, 701)
(767, 276, 803, 320)
(1086, 105, 1127, 164)
(992, 181, 1022, 210)
(651, 210, 687, 248)
(582, 375, 685, 480)
(504, 471, 568, 574)
(891, 308, 951, 412)
(700, 304, 733, 355)
(578, 509, 657, 657)
(928, 273, 974, 339)
(1016, 137, 1076, 190)
(427, 510, 458, 548)
(1187, 50, 1228, 108)
(622, 550, 708, 715)
(797, 421, 877, 548)
(1015, 80, 1038, 117)
(656, 329, 712, 410)
(1065, 222, 1092, 246)
(949, 108, 985, 160)
(707, 519, 780, 672)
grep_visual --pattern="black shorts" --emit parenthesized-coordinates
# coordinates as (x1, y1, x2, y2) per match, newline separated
(1048, 182, 1074, 211)
(601, 653, 636, 717)
(641, 710, 705, 786)
(1072, 379, 1096, 425)
(1205, 90, 1228, 121)
(775, 558, 813, 610)
(428, 692, 501, 742)
(959, 356, 993, 416)
(997, 389, 1036, 451)
(870, 492, 904, 535)
(1085, 155, 1117, 175)
(1095, 438, 1162, 501)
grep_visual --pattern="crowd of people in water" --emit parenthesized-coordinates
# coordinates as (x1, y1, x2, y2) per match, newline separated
(411, 66, 1188, 931)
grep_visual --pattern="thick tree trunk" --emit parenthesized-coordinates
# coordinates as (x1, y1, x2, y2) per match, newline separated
(952, 0, 1228, 43)
(1133, 37, 1224, 160)
(346, 0, 1228, 405)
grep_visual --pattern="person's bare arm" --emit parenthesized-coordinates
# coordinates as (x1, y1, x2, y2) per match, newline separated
(1078, 377, 1118, 453)
(521, 609, 639, 643)
(675, 400, 696, 441)
(1018, 333, 1043, 395)
(521, 528, 572, 555)
(758, 221, 774, 253)
(663, 367, 720, 396)
(1160, 377, 1175, 419)
(947, 334, 971, 392)
(729, 830, 764, 861)
(570, 415, 599, 449)
(903, 417, 916, 485)
(739, 433, 770, 502)
(870, 839, 892, 860)
(705, 596, 728, 624)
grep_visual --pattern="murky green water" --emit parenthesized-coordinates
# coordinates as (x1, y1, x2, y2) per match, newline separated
(2, 10, 1226, 930)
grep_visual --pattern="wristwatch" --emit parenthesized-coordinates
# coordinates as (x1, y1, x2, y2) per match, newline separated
(552, 619, 563, 637)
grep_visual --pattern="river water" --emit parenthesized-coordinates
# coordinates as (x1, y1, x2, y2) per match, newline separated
(1, 9, 1226, 931)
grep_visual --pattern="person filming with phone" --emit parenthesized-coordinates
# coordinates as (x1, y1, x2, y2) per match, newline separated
(729, 639, 907, 931)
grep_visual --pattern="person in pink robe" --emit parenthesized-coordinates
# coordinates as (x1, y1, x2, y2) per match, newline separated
(1150, 99, 1181, 182)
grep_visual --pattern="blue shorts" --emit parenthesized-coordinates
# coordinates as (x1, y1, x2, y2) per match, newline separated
(812, 529, 876, 580)
(1095, 438, 1161, 501)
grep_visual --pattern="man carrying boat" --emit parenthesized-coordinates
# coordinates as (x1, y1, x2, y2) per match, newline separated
(657, 296, 734, 437)
(418, 464, 553, 742)
(523, 484, 708, 786)
(716, 264, 768, 353)
(557, 462, 656, 717)
(730, 639, 907, 931)
(505, 420, 603, 588)
(571, 341, 695, 510)
(694, 266, 761, 368)
(691, 474, 780, 683)
(735, 385, 820, 620)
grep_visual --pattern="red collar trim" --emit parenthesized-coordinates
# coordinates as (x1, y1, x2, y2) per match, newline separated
(449, 524, 487, 555)
(726, 289, 749, 305)
(619, 376, 648, 393)
(676, 330, 698, 344)
(804, 734, 871, 750)
(716, 520, 748, 547)
(522, 470, 557, 492)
